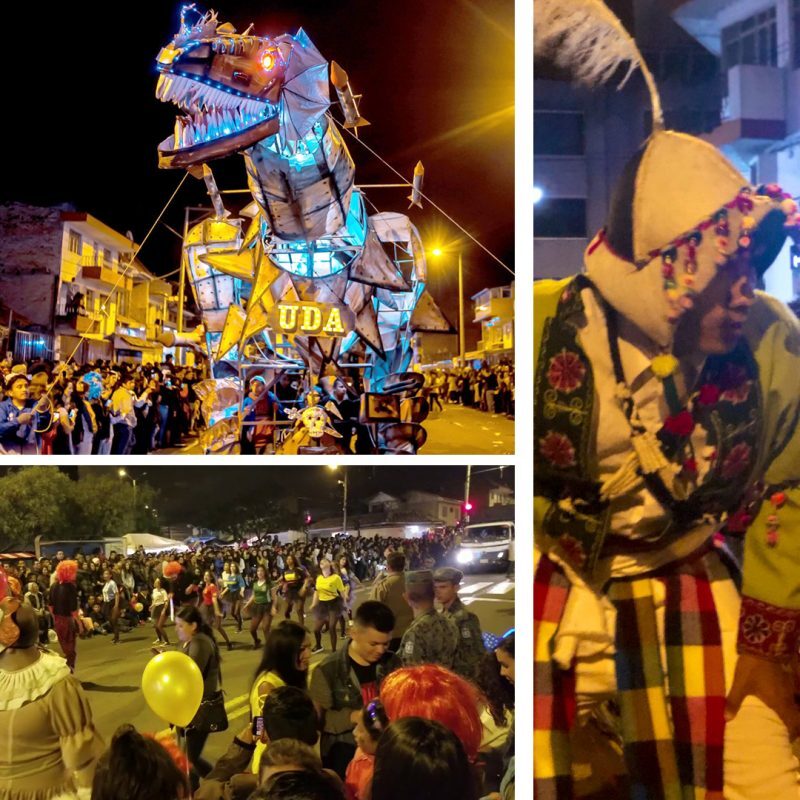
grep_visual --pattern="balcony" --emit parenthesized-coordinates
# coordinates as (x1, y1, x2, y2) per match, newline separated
(80, 261, 131, 291)
(705, 64, 787, 158)
(472, 287, 514, 323)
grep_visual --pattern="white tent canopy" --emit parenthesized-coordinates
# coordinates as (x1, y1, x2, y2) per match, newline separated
(122, 533, 188, 555)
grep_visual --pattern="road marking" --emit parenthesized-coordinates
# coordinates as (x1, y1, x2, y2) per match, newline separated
(459, 582, 493, 594)
(463, 596, 514, 606)
(486, 581, 515, 596)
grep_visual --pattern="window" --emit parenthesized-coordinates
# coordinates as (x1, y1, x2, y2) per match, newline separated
(68, 230, 82, 255)
(103, 248, 113, 267)
(534, 111, 585, 156)
(534, 198, 587, 238)
(722, 8, 777, 70)
(794, 0, 800, 68)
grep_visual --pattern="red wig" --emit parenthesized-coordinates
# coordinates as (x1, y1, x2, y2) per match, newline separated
(144, 732, 189, 775)
(379, 664, 483, 761)
(56, 560, 78, 584)
(163, 561, 183, 579)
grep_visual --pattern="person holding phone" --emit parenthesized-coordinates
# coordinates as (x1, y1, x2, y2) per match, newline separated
(310, 559, 346, 654)
(249, 620, 312, 775)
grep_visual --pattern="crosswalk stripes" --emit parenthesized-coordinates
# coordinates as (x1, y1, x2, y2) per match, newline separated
(486, 580, 515, 596)
(458, 581, 494, 595)
(461, 578, 515, 605)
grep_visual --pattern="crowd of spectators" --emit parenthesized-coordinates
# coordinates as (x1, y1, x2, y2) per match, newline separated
(0, 529, 514, 800)
(421, 361, 514, 417)
(0, 355, 205, 455)
(3, 532, 461, 651)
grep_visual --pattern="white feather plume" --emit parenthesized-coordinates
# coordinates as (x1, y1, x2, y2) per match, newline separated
(534, 0, 663, 129)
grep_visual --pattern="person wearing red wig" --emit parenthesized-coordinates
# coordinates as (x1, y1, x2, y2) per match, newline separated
(378, 663, 483, 764)
(50, 560, 79, 672)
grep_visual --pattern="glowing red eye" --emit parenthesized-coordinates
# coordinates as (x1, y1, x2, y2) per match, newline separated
(260, 50, 277, 71)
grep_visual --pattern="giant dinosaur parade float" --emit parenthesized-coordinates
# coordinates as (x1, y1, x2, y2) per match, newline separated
(154, 6, 452, 454)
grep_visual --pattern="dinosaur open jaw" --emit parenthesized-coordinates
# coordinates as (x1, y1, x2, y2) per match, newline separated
(156, 72, 280, 167)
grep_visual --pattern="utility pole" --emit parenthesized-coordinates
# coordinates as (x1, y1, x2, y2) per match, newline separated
(464, 464, 472, 525)
(341, 470, 348, 536)
(458, 252, 465, 363)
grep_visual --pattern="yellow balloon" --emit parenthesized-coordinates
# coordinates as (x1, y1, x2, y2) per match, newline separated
(134, 603, 144, 613)
(141, 651, 204, 727)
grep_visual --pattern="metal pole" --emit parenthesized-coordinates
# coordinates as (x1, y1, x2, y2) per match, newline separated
(133, 479, 137, 520)
(177, 207, 189, 364)
(464, 465, 471, 525)
(458, 252, 465, 364)
(342, 471, 348, 536)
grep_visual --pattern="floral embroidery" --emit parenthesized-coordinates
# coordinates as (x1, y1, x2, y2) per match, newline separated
(558, 534, 587, 568)
(539, 432, 577, 468)
(741, 614, 771, 644)
(546, 349, 586, 394)
(721, 442, 752, 479)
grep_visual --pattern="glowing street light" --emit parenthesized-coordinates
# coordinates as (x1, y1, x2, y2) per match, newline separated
(429, 246, 465, 364)
(533, 186, 544, 204)
(326, 465, 348, 535)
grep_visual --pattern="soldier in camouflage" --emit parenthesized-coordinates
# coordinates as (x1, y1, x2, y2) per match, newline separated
(398, 570, 459, 669)
(433, 567, 485, 681)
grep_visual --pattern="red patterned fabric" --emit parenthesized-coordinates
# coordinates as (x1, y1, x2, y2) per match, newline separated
(737, 595, 800, 660)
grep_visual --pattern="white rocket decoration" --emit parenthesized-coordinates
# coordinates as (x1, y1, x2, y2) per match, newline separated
(407, 161, 425, 210)
(330, 61, 370, 134)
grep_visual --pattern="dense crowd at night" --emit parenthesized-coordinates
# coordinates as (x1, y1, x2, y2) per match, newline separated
(0, 531, 515, 799)
(0, 357, 512, 455)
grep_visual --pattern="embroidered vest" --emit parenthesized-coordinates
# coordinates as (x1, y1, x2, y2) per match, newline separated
(534, 276, 762, 578)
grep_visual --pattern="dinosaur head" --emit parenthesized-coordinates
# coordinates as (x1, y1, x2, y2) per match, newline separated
(155, 8, 286, 168)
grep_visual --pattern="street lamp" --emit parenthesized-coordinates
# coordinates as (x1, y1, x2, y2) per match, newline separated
(327, 465, 348, 536)
(429, 246, 465, 364)
(118, 468, 137, 515)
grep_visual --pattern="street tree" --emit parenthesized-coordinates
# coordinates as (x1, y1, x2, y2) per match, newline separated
(0, 467, 76, 547)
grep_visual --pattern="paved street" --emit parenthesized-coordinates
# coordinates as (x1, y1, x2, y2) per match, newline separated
(161, 404, 514, 455)
(63, 572, 514, 764)
(420, 405, 514, 454)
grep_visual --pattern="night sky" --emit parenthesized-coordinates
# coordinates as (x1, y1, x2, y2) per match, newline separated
(0, 464, 514, 526)
(4, 0, 514, 333)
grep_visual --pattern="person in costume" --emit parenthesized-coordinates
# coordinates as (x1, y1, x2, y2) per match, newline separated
(0, 567, 105, 799)
(533, 2, 800, 798)
(50, 560, 80, 672)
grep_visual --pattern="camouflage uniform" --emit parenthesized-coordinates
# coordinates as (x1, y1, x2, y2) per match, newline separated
(399, 608, 460, 669)
(442, 596, 485, 681)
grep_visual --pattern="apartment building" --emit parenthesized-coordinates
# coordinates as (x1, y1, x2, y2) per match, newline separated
(672, 0, 800, 301)
(466, 283, 514, 364)
(0, 203, 188, 364)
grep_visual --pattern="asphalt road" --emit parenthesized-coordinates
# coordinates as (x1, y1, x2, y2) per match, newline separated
(63, 572, 515, 764)
(160, 404, 514, 455)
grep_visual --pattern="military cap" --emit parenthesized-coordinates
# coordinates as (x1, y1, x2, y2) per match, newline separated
(405, 569, 434, 587)
(433, 567, 464, 585)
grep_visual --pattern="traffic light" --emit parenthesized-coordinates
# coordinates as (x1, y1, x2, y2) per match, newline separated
(304, 513, 312, 525)
(464, 501, 473, 512)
